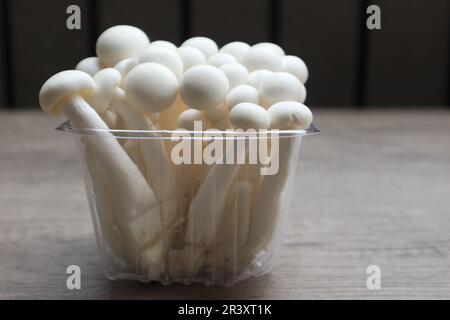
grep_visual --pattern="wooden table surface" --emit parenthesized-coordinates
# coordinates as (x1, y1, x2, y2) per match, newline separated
(1, 109, 449, 299)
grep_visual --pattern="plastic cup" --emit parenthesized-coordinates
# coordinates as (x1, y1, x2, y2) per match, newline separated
(57, 121, 319, 286)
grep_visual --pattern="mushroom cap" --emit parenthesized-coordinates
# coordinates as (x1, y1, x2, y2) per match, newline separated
(148, 40, 177, 51)
(96, 25, 150, 67)
(248, 69, 273, 89)
(113, 58, 133, 79)
(299, 84, 307, 103)
(252, 42, 285, 57)
(76, 57, 102, 76)
(230, 102, 271, 130)
(207, 53, 237, 67)
(124, 62, 178, 114)
(179, 65, 229, 110)
(90, 68, 122, 113)
(241, 47, 282, 72)
(181, 36, 218, 58)
(39, 70, 95, 116)
(219, 41, 250, 60)
(177, 109, 207, 131)
(281, 55, 308, 84)
(225, 85, 260, 110)
(219, 63, 249, 89)
(260, 72, 304, 107)
(268, 101, 313, 130)
(176, 46, 206, 71)
(203, 103, 228, 122)
(137, 47, 183, 80)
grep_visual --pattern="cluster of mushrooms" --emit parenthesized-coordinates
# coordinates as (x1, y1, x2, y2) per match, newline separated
(39, 25, 313, 284)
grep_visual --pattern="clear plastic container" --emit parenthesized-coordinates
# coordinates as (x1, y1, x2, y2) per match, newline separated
(57, 121, 319, 286)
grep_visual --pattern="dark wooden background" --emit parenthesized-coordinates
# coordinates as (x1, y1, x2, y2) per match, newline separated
(0, 0, 449, 108)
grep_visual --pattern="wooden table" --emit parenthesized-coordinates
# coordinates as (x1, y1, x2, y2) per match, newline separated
(1, 109, 449, 299)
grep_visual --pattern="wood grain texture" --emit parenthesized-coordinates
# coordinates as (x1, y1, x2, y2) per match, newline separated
(98, 0, 180, 45)
(9, 0, 91, 107)
(1, 110, 450, 299)
(281, 0, 360, 106)
(190, 0, 270, 46)
(365, 0, 449, 106)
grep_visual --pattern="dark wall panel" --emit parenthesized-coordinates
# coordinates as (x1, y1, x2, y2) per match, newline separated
(98, 0, 180, 45)
(191, 0, 270, 46)
(281, 0, 360, 106)
(366, 0, 449, 106)
(10, 0, 91, 107)
(0, 0, 6, 107)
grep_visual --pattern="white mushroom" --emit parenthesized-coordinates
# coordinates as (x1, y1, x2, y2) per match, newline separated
(177, 109, 207, 131)
(259, 72, 305, 108)
(179, 65, 229, 110)
(76, 57, 102, 76)
(281, 55, 308, 84)
(181, 36, 218, 58)
(248, 69, 273, 90)
(252, 42, 285, 57)
(219, 41, 250, 60)
(229, 102, 271, 130)
(96, 25, 150, 67)
(225, 85, 260, 110)
(39, 70, 164, 275)
(148, 40, 177, 51)
(113, 58, 133, 80)
(133, 47, 184, 80)
(176, 46, 206, 71)
(241, 47, 282, 72)
(245, 102, 312, 260)
(207, 53, 237, 67)
(219, 63, 249, 89)
(124, 62, 178, 114)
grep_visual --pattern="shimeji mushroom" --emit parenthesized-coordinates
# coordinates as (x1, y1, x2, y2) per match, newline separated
(176, 46, 206, 72)
(244, 101, 313, 262)
(182, 102, 271, 275)
(39, 70, 164, 276)
(241, 46, 282, 72)
(219, 63, 249, 89)
(252, 42, 285, 57)
(148, 40, 177, 51)
(281, 55, 308, 84)
(219, 41, 250, 60)
(113, 58, 134, 80)
(259, 72, 305, 108)
(225, 85, 260, 111)
(132, 47, 184, 80)
(207, 53, 237, 68)
(181, 36, 219, 58)
(120, 65, 179, 230)
(248, 69, 274, 90)
(96, 25, 150, 67)
(88, 68, 122, 128)
(76, 57, 103, 76)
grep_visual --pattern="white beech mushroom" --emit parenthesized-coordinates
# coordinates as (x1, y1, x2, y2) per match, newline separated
(225, 85, 260, 111)
(124, 62, 178, 114)
(96, 25, 150, 67)
(182, 102, 271, 274)
(241, 47, 282, 72)
(181, 36, 218, 58)
(248, 69, 274, 90)
(148, 40, 177, 51)
(113, 58, 133, 80)
(207, 53, 237, 68)
(88, 68, 122, 128)
(176, 46, 206, 72)
(219, 41, 250, 60)
(244, 101, 312, 262)
(259, 72, 305, 108)
(76, 57, 103, 76)
(39, 70, 164, 276)
(179, 65, 229, 110)
(133, 47, 184, 80)
(219, 63, 249, 89)
(252, 42, 285, 57)
(281, 55, 308, 84)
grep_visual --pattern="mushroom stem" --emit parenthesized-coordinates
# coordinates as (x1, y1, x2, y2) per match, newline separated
(64, 96, 164, 276)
